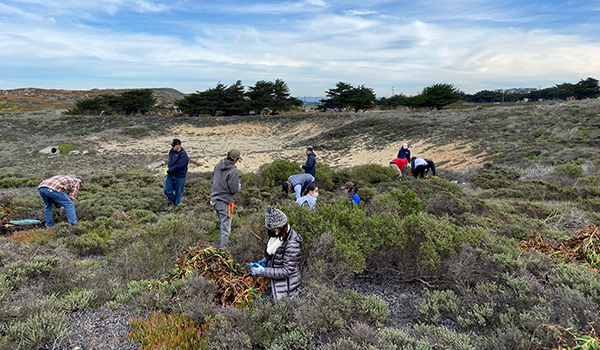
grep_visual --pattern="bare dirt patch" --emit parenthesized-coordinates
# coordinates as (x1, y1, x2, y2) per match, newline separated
(93, 122, 486, 173)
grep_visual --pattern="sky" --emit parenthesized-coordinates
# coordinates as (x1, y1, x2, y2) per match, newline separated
(0, 0, 599, 97)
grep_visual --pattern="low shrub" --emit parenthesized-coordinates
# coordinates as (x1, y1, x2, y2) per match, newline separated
(127, 311, 206, 349)
(555, 163, 584, 177)
(0, 177, 29, 189)
(7, 229, 55, 244)
(60, 288, 95, 312)
(71, 232, 106, 255)
(260, 160, 302, 187)
(315, 162, 335, 190)
(4, 310, 66, 350)
(127, 209, 158, 223)
(403, 212, 486, 268)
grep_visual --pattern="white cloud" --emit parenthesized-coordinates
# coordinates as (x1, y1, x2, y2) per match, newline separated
(0, 2, 599, 96)
(304, 0, 327, 7)
(345, 9, 379, 16)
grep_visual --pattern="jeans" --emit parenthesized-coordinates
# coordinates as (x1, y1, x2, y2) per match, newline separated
(164, 175, 186, 206)
(214, 201, 232, 248)
(38, 187, 77, 227)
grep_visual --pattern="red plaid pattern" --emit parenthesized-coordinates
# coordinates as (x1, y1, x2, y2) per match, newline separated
(38, 175, 82, 201)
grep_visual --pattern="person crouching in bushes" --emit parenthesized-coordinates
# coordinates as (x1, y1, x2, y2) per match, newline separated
(250, 206, 303, 299)
(341, 181, 360, 205)
(389, 157, 408, 177)
(410, 157, 428, 179)
(296, 183, 318, 211)
(424, 158, 437, 177)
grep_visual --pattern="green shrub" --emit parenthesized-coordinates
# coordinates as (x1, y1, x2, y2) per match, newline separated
(25, 256, 60, 277)
(0, 177, 29, 189)
(260, 160, 302, 187)
(532, 130, 544, 138)
(5, 310, 66, 350)
(372, 189, 424, 216)
(128, 209, 158, 223)
(403, 212, 486, 268)
(555, 163, 584, 177)
(315, 162, 335, 190)
(60, 288, 95, 311)
(71, 233, 106, 255)
(419, 289, 460, 324)
(350, 164, 397, 185)
(473, 163, 521, 189)
(356, 187, 376, 203)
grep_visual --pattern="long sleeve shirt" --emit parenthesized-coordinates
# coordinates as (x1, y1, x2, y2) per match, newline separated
(38, 175, 82, 201)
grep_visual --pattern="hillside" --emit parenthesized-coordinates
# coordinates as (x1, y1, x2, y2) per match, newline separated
(0, 100, 599, 349)
(0, 87, 185, 111)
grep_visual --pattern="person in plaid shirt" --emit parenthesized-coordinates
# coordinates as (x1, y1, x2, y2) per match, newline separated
(38, 175, 82, 227)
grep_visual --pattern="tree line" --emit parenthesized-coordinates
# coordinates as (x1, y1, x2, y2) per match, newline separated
(69, 77, 599, 116)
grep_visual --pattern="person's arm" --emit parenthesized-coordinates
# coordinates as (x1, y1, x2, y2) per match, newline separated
(303, 156, 315, 171)
(67, 181, 81, 201)
(227, 169, 240, 195)
(262, 240, 301, 280)
(167, 152, 189, 174)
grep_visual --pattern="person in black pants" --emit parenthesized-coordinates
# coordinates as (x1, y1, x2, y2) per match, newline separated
(424, 159, 436, 177)
(410, 157, 428, 179)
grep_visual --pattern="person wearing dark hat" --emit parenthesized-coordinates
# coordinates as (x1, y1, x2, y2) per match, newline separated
(38, 175, 82, 227)
(210, 149, 242, 248)
(249, 205, 303, 299)
(164, 138, 190, 207)
(341, 181, 360, 205)
(282, 173, 314, 200)
(302, 147, 316, 178)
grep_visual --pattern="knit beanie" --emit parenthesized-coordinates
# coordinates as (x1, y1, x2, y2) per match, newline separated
(265, 205, 287, 229)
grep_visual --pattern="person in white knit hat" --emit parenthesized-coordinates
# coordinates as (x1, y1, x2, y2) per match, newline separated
(249, 205, 303, 299)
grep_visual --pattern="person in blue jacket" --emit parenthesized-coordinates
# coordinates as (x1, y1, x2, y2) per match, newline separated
(397, 143, 411, 176)
(164, 138, 190, 207)
(341, 181, 360, 205)
(302, 147, 316, 177)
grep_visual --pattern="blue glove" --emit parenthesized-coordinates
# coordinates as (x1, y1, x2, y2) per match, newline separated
(250, 265, 265, 276)
(257, 260, 266, 267)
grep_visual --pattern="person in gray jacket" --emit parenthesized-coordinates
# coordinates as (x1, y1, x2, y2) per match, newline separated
(210, 149, 241, 248)
(250, 205, 303, 299)
(282, 173, 315, 199)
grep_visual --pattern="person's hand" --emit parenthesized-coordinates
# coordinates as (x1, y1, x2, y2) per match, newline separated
(257, 260, 266, 267)
(250, 264, 264, 276)
(164, 170, 168, 176)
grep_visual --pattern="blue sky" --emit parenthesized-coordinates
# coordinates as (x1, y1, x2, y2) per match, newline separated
(0, 0, 599, 97)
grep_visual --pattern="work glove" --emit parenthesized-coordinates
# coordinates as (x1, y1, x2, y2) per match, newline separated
(250, 264, 265, 276)
(257, 260, 266, 267)
(164, 170, 168, 176)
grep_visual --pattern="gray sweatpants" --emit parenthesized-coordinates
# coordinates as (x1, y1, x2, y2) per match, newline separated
(213, 201, 232, 248)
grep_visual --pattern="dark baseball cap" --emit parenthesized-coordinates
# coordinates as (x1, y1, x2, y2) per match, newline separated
(170, 139, 181, 146)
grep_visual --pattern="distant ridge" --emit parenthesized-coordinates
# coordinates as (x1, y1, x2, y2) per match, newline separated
(0, 87, 186, 111)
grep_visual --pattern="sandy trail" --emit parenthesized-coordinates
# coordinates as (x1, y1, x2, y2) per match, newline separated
(93, 122, 486, 173)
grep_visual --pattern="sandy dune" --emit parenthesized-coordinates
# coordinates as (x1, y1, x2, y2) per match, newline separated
(93, 122, 486, 173)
